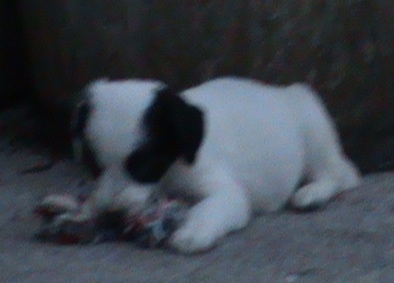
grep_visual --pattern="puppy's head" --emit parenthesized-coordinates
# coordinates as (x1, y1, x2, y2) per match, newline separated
(73, 79, 204, 208)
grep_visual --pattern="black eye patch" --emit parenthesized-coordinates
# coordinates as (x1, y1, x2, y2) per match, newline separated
(124, 142, 177, 183)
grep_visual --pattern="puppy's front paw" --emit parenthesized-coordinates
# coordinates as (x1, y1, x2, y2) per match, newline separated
(170, 206, 226, 253)
(170, 223, 218, 254)
(169, 193, 250, 253)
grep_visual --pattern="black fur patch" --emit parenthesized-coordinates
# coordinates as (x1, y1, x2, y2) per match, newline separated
(71, 101, 90, 140)
(124, 86, 204, 183)
(71, 100, 102, 178)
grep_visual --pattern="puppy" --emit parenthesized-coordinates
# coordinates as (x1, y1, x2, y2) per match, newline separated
(64, 77, 360, 253)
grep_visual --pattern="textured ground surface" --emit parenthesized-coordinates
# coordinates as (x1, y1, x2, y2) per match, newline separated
(0, 140, 393, 283)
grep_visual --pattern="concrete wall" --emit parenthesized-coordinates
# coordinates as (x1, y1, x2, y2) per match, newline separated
(17, 0, 394, 171)
(0, 2, 29, 108)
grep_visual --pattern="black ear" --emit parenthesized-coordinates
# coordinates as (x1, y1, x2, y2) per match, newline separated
(70, 100, 90, 140)
(124, 86, 204, 183)
(70, 100, 102, 178)
(150, 86, 204, 163)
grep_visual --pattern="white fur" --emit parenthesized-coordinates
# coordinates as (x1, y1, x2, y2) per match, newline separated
(78, 77, 361, 253)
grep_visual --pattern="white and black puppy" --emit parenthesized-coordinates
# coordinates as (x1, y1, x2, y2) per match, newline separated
(69, 77, 360, 253)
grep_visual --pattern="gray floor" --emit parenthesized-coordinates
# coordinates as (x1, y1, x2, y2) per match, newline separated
(0, 143, 393, 283)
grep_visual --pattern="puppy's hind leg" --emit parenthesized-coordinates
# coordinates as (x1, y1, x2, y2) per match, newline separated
(291, 177, 340, 210)
(291, 155, 361, 210)
(289, 87, 361, 210)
